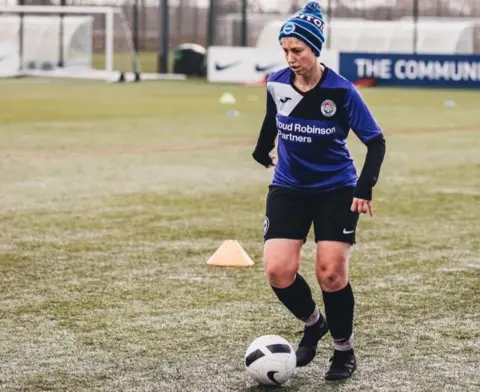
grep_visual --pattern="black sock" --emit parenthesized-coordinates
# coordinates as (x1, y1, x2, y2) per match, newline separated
(271, 274, 321, 322)
(322, 282, 354, 341)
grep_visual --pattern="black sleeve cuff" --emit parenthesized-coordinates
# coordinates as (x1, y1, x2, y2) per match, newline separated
(353, 182, 373, 200)
(252, 151, 273, 168)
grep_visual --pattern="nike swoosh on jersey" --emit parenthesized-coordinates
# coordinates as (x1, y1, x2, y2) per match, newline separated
(215, 61, 241, 71)
(343, 229, 355, 234)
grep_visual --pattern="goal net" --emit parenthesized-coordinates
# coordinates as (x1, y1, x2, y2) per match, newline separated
(0, 5, 176, 82)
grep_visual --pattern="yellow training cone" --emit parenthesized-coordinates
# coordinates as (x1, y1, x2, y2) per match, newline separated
(207, 240, 254, 267)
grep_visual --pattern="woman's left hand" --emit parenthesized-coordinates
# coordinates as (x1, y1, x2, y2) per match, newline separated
(351, 198, 373, 217)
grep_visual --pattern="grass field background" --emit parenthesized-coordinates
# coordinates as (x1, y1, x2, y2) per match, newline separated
(0, 78, 479, 392)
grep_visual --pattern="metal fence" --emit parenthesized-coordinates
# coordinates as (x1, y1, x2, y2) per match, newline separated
(3, 1, 480, 49)
(2, 0, 480, 71)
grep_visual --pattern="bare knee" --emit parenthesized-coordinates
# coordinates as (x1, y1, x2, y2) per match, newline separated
(316, 242, 350, 292)
(264, 239, 301, 288)
(317, 267, 347, 292)
(265, 259, 298, 288)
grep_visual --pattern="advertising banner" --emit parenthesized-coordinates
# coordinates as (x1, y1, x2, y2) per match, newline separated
(339, 52, 480, 88)
(207, 46, 339, 84)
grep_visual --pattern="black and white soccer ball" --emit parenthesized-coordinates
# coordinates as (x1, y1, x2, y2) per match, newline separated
(244, 334, 296, 386)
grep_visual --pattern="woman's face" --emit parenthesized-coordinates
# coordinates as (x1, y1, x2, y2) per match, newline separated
(280, 37, 317, 75)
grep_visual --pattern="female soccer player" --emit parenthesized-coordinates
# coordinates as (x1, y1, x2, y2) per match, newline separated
(252, 1, 386, 381)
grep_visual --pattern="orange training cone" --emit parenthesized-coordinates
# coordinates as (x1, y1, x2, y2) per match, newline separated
(207, 240, 255, 267)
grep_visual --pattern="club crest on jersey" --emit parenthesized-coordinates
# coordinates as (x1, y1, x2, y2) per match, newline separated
(321, 100, 337, 117)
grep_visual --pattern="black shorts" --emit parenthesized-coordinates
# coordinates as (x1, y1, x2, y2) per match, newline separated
(263, 186, 360, 244)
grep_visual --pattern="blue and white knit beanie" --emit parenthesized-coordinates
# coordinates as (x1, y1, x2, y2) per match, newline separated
(278, 1, 326, 57)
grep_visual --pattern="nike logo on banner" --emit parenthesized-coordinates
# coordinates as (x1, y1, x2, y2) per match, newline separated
(343, 229, 355, 234)
(267, 371, 281, 385)
(255, 63, 280, 73)
(215, 61, 241, 71)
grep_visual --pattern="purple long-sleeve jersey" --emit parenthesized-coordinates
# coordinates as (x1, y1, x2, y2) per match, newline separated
(264, 66, 383, 192)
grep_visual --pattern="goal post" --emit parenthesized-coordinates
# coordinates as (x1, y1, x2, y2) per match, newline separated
(0, 5, 185, 82)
